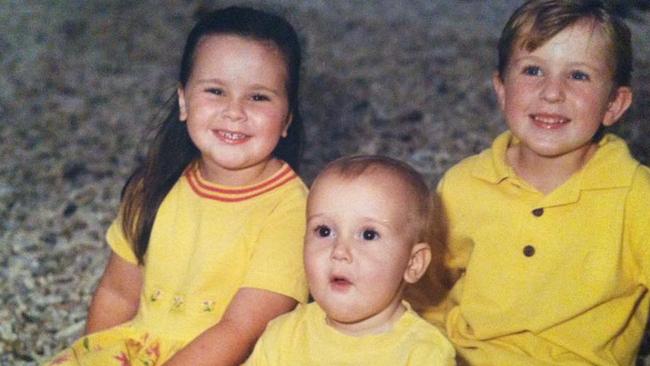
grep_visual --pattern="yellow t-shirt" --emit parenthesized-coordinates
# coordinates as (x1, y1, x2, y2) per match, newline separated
(45, 162, 309, 366)
(244, 301, 456, 365)
(423, 132, 650, 365)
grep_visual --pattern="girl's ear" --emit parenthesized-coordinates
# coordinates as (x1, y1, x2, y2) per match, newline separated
(281, 113, 293, 138)
(492, 71, 507, 112)
(602, 86, 633, 127)
(178, 86, 188, 122)
(403, 243, 432, 284)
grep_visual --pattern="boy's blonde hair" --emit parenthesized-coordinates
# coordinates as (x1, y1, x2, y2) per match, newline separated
(314, 155, 434, 245)
(497, 0, 632, 86)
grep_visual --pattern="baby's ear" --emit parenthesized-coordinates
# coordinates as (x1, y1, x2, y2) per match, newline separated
(603, 86, 633, 127)
(404, 243, 432, 284)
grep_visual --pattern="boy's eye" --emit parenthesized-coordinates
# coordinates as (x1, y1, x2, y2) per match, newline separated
(522, 65, 542, 77)
(362, 229, 379, 241)
(251, 94, 270, 101)
(570, 71, 590, 81)
(315, 225, 331, 238)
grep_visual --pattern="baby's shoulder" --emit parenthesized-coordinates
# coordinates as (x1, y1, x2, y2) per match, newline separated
(401, 311, 456, 362)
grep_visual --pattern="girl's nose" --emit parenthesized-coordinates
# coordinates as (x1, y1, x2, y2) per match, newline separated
(222, 99, 246, 121)
(540, 76, 566, 103)
(330, 239, 352, 263)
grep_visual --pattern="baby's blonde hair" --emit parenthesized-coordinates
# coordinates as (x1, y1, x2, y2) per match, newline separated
(313, 155, 434, 245)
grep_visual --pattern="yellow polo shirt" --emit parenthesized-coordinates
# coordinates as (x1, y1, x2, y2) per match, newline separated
(425, 132, 650, 365)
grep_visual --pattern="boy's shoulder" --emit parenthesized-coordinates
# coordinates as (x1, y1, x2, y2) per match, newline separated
(440, 131, 511, 187)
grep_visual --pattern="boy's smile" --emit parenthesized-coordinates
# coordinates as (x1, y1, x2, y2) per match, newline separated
(493, 20, 632, 184)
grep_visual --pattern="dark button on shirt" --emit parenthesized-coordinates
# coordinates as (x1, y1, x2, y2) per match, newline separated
(532, 208, 544, 217)
(523, 245, 535, 257)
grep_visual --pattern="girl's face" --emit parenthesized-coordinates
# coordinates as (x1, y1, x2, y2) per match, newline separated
(178, 35, 292, 185)
(493, 21, 632, 165)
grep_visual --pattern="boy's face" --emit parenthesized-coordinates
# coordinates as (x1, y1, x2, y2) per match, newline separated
(493, 21, 632, 162)
(304, 170, 428, 335)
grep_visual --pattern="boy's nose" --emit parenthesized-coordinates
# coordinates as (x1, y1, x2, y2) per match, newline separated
(330, 239, 352, 263)
(540, 76, 566, 103)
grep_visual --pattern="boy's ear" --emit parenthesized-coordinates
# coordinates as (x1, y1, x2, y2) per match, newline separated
(404, 243, 432, 284)
(492, 71, 507, 112)
(178, 86, 188, 122)
(602, 86, 633, 127)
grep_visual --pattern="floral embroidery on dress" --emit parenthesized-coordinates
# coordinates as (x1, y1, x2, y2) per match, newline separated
(150, 289, 162, 302)
(202, 300, 215, 312)
(172, 296, 184, 309)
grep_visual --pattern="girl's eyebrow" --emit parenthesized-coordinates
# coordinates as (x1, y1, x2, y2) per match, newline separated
(195, 79, 283, 95)
(195, 78, 225, 85)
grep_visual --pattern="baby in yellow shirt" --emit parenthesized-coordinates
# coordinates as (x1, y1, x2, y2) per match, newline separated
(245, 155, 456, 365)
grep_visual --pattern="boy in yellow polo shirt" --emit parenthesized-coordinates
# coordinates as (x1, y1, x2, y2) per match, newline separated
(418, 0, 650, 365)
(245, 155, 456, 365)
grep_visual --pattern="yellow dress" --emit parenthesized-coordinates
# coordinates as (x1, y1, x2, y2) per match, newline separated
(45, 162, 309, 365)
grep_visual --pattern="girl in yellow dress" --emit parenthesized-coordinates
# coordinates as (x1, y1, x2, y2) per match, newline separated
(45, 6, 309, 365)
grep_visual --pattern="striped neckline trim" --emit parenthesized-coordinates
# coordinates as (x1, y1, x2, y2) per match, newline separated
(185, 162, 298, 202)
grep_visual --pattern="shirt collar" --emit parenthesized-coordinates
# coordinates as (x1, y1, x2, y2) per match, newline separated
(471, 131, 639, 190)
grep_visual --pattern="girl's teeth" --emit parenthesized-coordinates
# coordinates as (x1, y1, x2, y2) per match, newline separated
(223, 131, 246, 140)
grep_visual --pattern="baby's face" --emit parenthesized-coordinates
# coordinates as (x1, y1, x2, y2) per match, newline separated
(304, 171, 416, 335)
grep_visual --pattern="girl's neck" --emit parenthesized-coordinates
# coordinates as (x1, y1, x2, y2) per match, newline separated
(507, 143, 598, 195)
(198, 158, 283, 186)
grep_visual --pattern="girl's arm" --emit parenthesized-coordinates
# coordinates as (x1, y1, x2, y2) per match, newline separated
(163, 287, 297, 366)
(85, 252, 143, 334)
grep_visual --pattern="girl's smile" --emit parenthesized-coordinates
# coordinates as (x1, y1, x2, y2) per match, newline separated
(214, 129, 250, 144)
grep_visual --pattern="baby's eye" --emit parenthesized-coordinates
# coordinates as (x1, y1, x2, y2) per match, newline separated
(314, 225, 331, 238)
(362, 229, 380, 241)
(205, 88, 224, 96)
(522, 65, 542, 77)
(570, 71, 590, 81)
(251, 94, 270, 102)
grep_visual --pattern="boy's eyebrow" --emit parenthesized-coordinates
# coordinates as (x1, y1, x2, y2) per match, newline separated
(511, 55, 605, 71)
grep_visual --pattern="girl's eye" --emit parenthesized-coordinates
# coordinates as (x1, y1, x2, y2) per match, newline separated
(570, 71, 590, 81)
(205, 88, 223, 96)
(522, 65, 542, 77)
(315, 225, 331, 238)
(251, 94, 270, 102)
(362, 229, 379, 241)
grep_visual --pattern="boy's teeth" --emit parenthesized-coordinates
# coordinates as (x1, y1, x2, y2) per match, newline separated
(533, 115, 569, 124)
